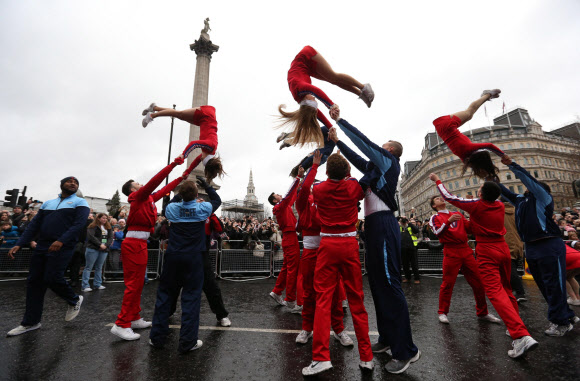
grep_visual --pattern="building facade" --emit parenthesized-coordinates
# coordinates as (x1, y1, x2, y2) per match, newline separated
(221, 170, 265, 220)
(400, 109, 580, 222)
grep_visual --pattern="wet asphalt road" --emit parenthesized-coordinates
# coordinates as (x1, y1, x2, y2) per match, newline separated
(0, 276, 579, 381)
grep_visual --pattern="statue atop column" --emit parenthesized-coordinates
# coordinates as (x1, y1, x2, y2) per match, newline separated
(202, 18, 211, 34)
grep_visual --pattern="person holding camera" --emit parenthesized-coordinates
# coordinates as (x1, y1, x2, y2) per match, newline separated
(399, 217, 420, 284)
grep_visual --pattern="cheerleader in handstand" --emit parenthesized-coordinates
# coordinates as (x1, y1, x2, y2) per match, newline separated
(433, 90, 505, 180)
(142, 104, 225, 182)
(278, 46, 373, 174)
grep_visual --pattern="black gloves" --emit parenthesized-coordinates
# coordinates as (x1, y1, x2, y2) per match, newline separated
(196, 176, 210, 189)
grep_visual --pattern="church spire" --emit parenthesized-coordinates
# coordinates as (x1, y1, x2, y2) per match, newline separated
(244, 169, 258, 203)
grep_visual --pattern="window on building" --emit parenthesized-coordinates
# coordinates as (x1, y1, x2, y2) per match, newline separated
(509, 186, 515, 192)
(447, 170, 450, 178)
(444, 158, 448, 163)
(452, 169, 457, 176)
(526, 143, 531, 148)
(531, 158, 536, 164)
(465, 179, 470, 186)
(519, 143, 524, 148)
(500, 145, 505, 150)
(517, 185, 523, 193)
(534, 170, 539, 178)
(508, 144, 513, 149)
(454, 181, 459, 189)
(544, 171, 548, 178)
(524, 158, 529, 165)
(506, 173, 512, 180)
(473, 177, 479, 184)
(448, 183, 453, 190)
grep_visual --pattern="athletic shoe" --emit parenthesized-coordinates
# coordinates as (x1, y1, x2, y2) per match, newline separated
(290, 305, 303, 314)
(148, 339, 161, 348)
(97, 286, 106, 290)
(481, 89, 501, 100)
(544, 322, 573, 337)
(142, 103, 156, 116)
(302, 361, 333, 376)
(359, 359, 374, 370)
(131, 318, 152, 329)
(285, 301, 297, 310)
(219, 317, 232, 327)
(516, 295, 528, 303)
(342, 300, 348, 309)
(269, 292, 285, 306)
(508, 336, 538, 358)
(359, 84, 374, 108)
(82, 288, 92, 292)
(438, 314, 450, 324)
(333, 330, 354, 346)
(6, 323, 41, 337)
(279, 141, 291, 150)
(371, 342, 391, 353)
(65, 295, 83, 321)
(295, 330, 313, 344)
(506, 329, 511, 337)
(189, 340, 203, 351)
(571, 316, 580, 325)
(276, 132, 290, 143)
(142, 112, 154, 128)
(110, 324, 140, 341)
(567, 297, 580, 306)
(479, 313, 501, 324)
(385, 349, 421, 374)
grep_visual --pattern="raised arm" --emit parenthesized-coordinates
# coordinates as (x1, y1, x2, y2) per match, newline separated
(135, 156, 184, 201)
(337, 118, 394, 173)
(498, 182, 519, 204)
(197, 177, 221, 213)
(504, 158, 551, 207)
(429, 173, 478, 213)
(296, 163, 319, 214)
(152, 175, 184, 203)
(274, 176, 301, 213)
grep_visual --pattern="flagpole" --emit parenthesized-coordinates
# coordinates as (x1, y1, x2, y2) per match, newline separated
(484, 104, 492, 130)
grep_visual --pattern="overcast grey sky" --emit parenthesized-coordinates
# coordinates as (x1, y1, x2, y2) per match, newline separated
(1, 0, 579, 213)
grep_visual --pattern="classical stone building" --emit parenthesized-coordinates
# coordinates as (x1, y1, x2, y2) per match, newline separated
(400, 108, 580, 222)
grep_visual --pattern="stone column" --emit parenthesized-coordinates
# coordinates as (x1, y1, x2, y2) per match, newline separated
(187, 30, 219, 179)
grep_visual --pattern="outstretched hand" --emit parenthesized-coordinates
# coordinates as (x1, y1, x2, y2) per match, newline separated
(7, 245, 20, 259)
(328, 127, 339, 143)
(173, 154, 185, 165)
(329, 106, 340, 121)
(429, 173, 440, 182)
(313, 150, 322, 166)
(196, 176, 210, 189)
(501, 154, 512, 165)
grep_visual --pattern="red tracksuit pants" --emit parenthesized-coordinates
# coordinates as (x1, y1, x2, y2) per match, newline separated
(272, 232, 301, 303)
(115, 238, 148, 328)
(313, 236, 372, 362)
(439, 245, 488, 316)
(301, 247, 345, 332)
(476, 241, 530, 339)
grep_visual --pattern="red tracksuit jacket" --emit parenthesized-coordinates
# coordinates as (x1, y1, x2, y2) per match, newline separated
(429, 211, 471, 245)
(296, 164, 321, 236)
(273, 177, 301, 233)
(312, 177, 364, 234)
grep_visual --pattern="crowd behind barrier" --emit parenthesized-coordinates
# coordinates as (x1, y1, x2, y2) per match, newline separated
(1, 240, 536, 281)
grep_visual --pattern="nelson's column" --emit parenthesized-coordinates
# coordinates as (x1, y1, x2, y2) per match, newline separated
(188, 18, 219, 186)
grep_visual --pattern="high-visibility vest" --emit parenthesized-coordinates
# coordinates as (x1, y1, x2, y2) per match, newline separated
(401, 226, 418, 246)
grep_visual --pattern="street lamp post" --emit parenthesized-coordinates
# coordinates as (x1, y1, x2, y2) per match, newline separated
(165, 104, 176, 186)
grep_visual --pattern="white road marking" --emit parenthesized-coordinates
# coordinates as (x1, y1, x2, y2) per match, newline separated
(105, 323, 379, 336)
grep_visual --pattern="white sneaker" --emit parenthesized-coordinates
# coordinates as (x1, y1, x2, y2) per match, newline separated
(544, 322, 573, 337)
(479, 313, 501, 324)
(359, 83, 374, 108)
(333, 330, 354, 346)
(131, 318, 152, 329)
(65, 295, 83, 321)
(189, 339, 203, 351)
(508, 336, 538, 358)
(439, 314, 450, 324)
(142, 102, 156, 116)
(142, 112, 154, 128)
(302, 361, 333, 376)
(219, 317, 232, 327)
(279, 141, 291, 150)
(7, 323, 41, 337)
(285, 301, 297, 310)
(269, 292, 285, 306)
(295, 330, 313, 344)
(359, 359, 374, 370)
(481, 89, 501, 100)
(290, 305, 303, 314)
(97, 286, 106, 290)
(110, 324, 140, 341)
(276, 132, 290, 143)
(82, 288, 92, 292)
(568, 297, 580, 306)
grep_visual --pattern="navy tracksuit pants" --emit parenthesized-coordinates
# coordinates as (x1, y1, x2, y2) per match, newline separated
(22, 247, 80, 326)
(525, 237, 575, 325)
(364, 211, 418, 361)
(150, 251, 204, 352)
(298, 127, 336, 170)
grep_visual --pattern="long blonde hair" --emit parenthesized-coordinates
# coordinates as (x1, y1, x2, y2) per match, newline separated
(278, 104, 324, 147)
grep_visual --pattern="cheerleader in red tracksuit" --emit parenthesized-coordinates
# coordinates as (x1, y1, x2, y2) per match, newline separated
(430, 173, 538, 359)
(141, 104, 224, 182)
(429, 195, 499, 324)
(565, 242, 580, 305)
(294, 151, 351, 346)
(432, 90, 506, 179)
(302, 153, 373, 376)
(278, 46, 374, 172)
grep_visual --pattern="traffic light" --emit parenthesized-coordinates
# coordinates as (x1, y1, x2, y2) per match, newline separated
(3, 189, 19, 208)
(17, 186, 28, 207)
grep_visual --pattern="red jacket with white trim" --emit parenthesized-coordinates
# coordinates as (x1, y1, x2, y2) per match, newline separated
(273, 177, 300, 233)
(312, 176, 364, 235)
(429, 211, 471, 245)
